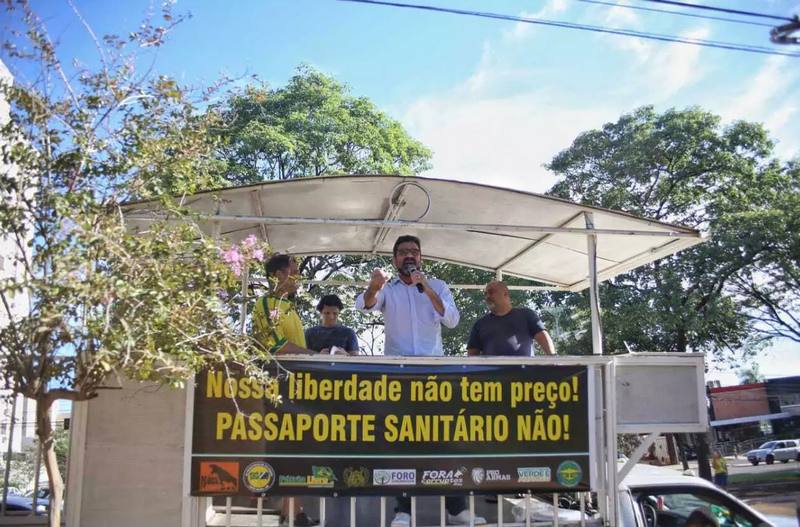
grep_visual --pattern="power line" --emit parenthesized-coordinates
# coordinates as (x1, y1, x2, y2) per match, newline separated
(638, 0, 794, 23)
(338, 0, 800, 58)
(579, 0, 775, 28)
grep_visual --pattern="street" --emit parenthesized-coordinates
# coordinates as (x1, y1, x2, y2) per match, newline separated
(663, 455, 800, 477)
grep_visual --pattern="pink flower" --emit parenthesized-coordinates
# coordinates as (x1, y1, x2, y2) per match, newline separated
(242, 235, 258, 248)
(230, 262, 243, 277)
(252, 248, 265, 262)
(221, 247, 243, 264)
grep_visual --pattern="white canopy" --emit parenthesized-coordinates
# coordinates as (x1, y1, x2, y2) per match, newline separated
(122, 175, 704, 291)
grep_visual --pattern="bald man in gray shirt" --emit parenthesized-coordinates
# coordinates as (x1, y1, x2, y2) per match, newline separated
(467, 281, 556, 357)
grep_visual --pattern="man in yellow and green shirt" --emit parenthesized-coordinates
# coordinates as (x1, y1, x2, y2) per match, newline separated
(251, 254, 318, 526)
(252, 254, 313, 355)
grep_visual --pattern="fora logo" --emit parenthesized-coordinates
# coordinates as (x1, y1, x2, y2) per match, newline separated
(421, 467, 466, 486)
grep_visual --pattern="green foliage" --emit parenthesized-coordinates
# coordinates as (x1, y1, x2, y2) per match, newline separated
(0, 2, 273, 404)
(737, 363, 766, 385)
(546, 106, 799, 356)
(212, 65, 432, 183)
(0, 4, 275, 524)
(718, 162, 800, 343)
(4, 428, 70, 491)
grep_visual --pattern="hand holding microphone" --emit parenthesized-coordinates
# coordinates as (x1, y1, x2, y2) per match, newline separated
(403, 263, 426, 293)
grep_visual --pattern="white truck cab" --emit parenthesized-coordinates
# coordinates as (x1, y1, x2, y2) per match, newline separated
(620, 464, 772, 527)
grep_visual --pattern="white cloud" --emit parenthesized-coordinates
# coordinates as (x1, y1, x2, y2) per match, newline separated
(766, 102, 797, 134)
(504, 0, 568, 42)
(589, 0, 710, 97)
(403, 74, 613, 193)
(602, 0, 641, 29)
(727, 56, 793, 120)
(588, 0, 652, 63)
(646, 27, 710, 98)
(715, 56, 800, 160)
(398, 1, 798, 198)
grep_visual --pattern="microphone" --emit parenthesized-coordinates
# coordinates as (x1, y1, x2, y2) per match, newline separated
(402, 263, 425, 293)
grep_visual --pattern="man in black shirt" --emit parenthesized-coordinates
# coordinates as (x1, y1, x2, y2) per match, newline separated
(467, 281, 556, 356)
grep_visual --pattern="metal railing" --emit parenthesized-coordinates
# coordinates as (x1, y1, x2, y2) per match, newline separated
(205, 492, 601, 527)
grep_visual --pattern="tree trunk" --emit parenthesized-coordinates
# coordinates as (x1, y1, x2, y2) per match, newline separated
(676, 434, 690, 470)
(695, 433, 713, 481)
(35, 398, 63, 527)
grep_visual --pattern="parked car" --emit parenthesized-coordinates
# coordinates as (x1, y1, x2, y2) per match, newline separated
(22, 486, 50, 512)
(0, 494, 46, 515)
(745, 439, 800, 465)
(1, 486, 22, 496)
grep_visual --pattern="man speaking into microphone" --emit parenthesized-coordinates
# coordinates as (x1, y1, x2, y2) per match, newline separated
(356, 235, 484, 527)
(356, 235, 459, 356)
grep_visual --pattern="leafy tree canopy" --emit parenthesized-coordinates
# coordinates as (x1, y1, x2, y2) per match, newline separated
(546, 106, 799, 358)
(212, 66, 432, 184)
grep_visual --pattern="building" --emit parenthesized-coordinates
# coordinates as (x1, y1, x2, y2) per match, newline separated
(764, 375, 800, 436)
(0, 58, 45, 457)
(709, 376, 800, 442)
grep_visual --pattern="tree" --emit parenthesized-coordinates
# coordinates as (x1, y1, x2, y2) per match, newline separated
(720, 166, 800, 343)
(547, 106, 796, 358)
(545, 105, 798, 480)
(0, 4, 274, 525)
(212, 66, 432, 184)
(738, 363, 766, 385)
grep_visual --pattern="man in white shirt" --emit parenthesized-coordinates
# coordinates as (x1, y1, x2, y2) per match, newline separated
(356, 235, 485, 527)
(356, 235, 459, 355)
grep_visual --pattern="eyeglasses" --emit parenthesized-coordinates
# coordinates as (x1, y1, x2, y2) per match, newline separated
(396, 248, 421, 256)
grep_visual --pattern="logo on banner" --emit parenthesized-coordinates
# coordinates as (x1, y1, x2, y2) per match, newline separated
(308, 466, 336, 488)
(343, 466, 371, 488)
(517, 467, 551, 483)
(373, 469, 416, 486)
(470, 467, 485, 485)
(421, 467, 466, 486)
(277, 466, 337, 488)
(243, 462, 275, 493)
(486, 469, 512, 482)
(278, 474, 307, 487)
(198, 461, 239, 493)
(556, 461, 582, 487)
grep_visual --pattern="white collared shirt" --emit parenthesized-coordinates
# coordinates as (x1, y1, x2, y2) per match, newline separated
(355, 276, 460, 356)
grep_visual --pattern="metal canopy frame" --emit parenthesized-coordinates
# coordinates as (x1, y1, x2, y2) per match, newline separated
(122, 175, 705, 293)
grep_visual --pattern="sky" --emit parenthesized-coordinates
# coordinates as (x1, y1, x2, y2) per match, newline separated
(2, 0, 799, 383)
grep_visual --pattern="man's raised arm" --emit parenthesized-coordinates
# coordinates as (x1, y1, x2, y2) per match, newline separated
(357, 268, 389, 310)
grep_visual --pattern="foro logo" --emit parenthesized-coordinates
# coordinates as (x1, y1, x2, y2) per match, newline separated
(373, 469, 416, 486)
